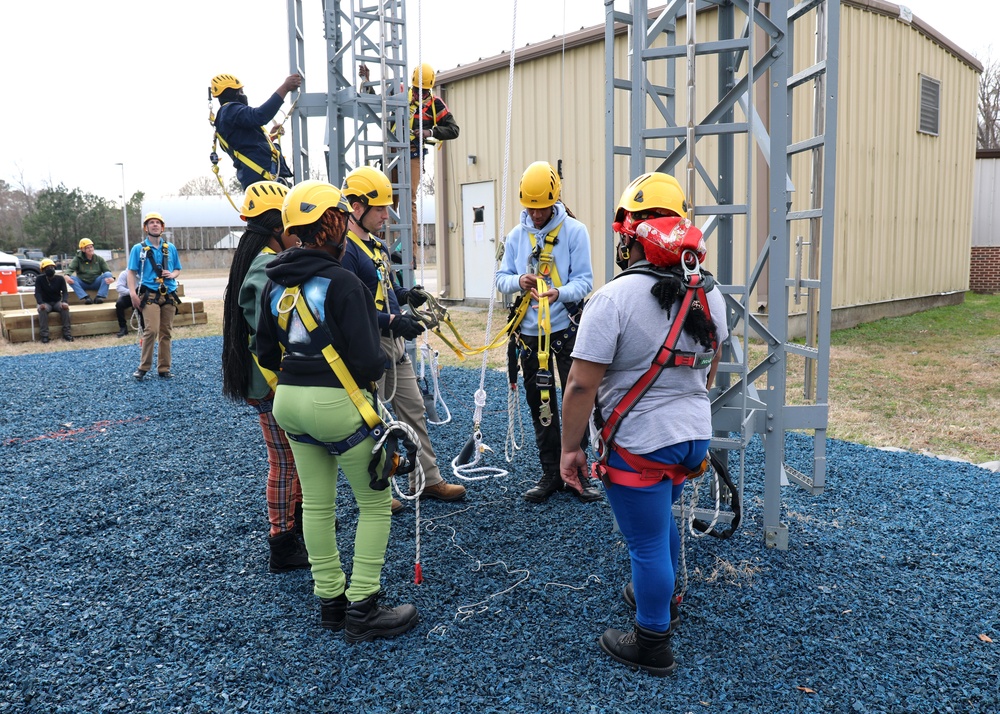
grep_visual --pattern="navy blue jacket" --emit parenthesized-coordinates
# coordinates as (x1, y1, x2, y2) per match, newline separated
(339, 231, 409, 334)
(214, 93, 291, 189)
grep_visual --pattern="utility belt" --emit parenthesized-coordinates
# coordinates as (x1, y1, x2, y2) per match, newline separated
(138, 285, 181, 307)
(592, 448, 709, 489)
(286, 420, 386, 458)
(513, 300, 584, 359)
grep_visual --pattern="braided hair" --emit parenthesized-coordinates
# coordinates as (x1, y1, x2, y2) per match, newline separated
(289, 208, 346, 248)
(624, 233, 716, 352)
(221, 210, 282, 402)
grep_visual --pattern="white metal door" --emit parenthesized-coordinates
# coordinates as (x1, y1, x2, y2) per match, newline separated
(461, 181, 497, 299)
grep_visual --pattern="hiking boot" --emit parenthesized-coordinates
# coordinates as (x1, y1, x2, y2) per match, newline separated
(523, 471, 562, 503)
(116, 327, 128, 338)
(391, 498, 404, 514)
(417, 481, 466, 501)
(41, 335, 50, 344)
(83, 296, 93, 305)
(573, 482, 603, 503)
(345, 592, 418, 643)
(132, 369, 147, 380)
(63, 333, 74, 342)
(158, 371, 174, 379)
(599, 623, 676, 677)
(622, 582, 681, 631)
(320, 593, 348, 631)
(268, 531, 310, 574)
(94, 297, 105, 304)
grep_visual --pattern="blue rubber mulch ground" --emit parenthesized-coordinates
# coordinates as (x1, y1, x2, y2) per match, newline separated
(0, 336, 996, 713)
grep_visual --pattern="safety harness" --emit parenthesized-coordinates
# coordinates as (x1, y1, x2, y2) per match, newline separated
(274, 283, 417, 491)
(513, 224, 564, 426)
(348, 230, 396, 314)
(592, 258, 718, 489)
(137, 239, 181, 307)
(407, 90, 443, 155)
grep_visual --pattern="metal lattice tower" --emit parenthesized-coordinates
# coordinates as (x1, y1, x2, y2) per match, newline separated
(606, 0, 840, 549)
(286, 0, 414, 273)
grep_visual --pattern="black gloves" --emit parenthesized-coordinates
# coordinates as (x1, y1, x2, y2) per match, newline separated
(404, 285, 428, 308)
(388, 314, 426, 340)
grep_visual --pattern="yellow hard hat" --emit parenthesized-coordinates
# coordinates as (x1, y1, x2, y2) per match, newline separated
(211, 74, 243, 98)
(40, 258, 55, 270)
(411, 63, 435, 89)
(281, 181, 351, 231)
(614, 172, 687, 224)
(519, 161, 561, 209)
(342, 166, 394, 207)
(78, 238, 94, 250)
(241, 181, 290, 219)
(143, 212, 165, 227)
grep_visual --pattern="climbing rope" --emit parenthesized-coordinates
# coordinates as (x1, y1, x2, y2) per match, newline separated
(451, 0, 519, 483)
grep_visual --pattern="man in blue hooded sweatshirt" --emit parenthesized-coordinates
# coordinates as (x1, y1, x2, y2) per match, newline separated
(496, 161, 601, 504)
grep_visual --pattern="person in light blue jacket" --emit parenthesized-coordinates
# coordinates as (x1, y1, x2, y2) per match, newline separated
(496, 161, 601, 504)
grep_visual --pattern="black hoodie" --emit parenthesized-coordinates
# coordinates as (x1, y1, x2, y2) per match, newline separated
(256, 247, 385, 389)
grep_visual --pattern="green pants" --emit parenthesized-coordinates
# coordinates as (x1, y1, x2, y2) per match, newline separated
(272, 384, 390, 601)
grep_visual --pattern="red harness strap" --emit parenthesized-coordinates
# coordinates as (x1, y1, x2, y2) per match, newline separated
(594, 269, 717, 489)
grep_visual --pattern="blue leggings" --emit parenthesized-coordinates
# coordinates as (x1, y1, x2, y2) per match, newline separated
(604, 439, 709, 632)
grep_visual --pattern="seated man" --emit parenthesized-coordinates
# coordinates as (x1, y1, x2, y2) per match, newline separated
(34, 258, 73, 343)
(65, 239, 114, 304)
(113, 268, 141, 338)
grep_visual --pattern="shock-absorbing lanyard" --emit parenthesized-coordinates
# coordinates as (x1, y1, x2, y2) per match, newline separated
(526, 224, 563, 426)
(347, 230, 395, 314)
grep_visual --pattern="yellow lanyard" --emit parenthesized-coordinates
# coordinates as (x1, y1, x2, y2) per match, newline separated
(526, 223, 563, 427)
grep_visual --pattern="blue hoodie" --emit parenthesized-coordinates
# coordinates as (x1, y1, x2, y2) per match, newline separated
(496, 202, 593, 336)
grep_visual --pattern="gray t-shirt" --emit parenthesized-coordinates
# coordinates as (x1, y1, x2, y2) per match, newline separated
(572, 270, 729, 453)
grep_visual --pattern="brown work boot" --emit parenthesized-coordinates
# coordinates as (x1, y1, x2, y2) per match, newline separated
(418, 481, 466, 501)
(391, 498, 404, 514)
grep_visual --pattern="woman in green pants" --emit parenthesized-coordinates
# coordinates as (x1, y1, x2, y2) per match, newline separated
(256, 180, 418, 642)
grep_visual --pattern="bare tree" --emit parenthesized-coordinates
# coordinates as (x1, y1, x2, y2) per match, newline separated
(978, 56, 1000, 149)
(177, 174, 241, 196)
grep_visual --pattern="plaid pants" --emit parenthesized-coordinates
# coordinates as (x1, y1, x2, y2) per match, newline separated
(249, 398, 303, 536)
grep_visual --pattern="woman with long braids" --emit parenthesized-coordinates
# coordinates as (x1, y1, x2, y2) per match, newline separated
(222, 181, 308, 573)
(256, 181, 419, 641)
(559, 172, 728, 676)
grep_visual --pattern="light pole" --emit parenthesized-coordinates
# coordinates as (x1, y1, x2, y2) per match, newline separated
(115, 162, 129, 259)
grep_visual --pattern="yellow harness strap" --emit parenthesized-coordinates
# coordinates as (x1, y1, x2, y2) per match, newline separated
(251, 247, 279, 390)
(215, 131, 278, 181)
(275, 285, 383, 430)
(526, 224, 563, 426)
(347, 230, 393, 313)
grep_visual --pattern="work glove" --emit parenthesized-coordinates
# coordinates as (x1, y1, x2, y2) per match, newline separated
(404, 285, 428, 308)
(388, 314, 425, 340)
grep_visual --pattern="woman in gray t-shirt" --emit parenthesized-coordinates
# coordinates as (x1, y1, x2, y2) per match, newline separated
(559, 172, 727, 677)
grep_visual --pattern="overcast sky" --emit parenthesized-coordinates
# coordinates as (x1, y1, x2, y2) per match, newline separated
(1, 0, 994, 205)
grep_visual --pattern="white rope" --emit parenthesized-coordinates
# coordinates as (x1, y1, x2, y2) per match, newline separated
(373, 408, 426, 578)
(451, 0, 520, 480)
(504, 385, 525, 462)
(419, 342, 451, 425)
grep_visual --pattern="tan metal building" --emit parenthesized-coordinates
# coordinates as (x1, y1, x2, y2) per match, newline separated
(429, 1, 980, 327)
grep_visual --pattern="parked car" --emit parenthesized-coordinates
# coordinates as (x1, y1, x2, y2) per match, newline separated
(19, 249, 45, 261)
(18, 258, 41, 286)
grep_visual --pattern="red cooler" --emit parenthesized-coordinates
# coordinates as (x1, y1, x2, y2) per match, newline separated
(0, 268, 17, 295)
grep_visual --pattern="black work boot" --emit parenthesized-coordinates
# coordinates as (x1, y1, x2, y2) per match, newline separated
(599, 623, 676, 676)
(345, 592, 419, 643)
(523, 471, 563, 503)
(622, 582, 681, 631)
(268, 531, 310, 574)
(320, 593, 348, 631)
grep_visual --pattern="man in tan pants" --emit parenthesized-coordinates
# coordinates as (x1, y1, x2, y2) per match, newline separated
(127, 212, 182, 380)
